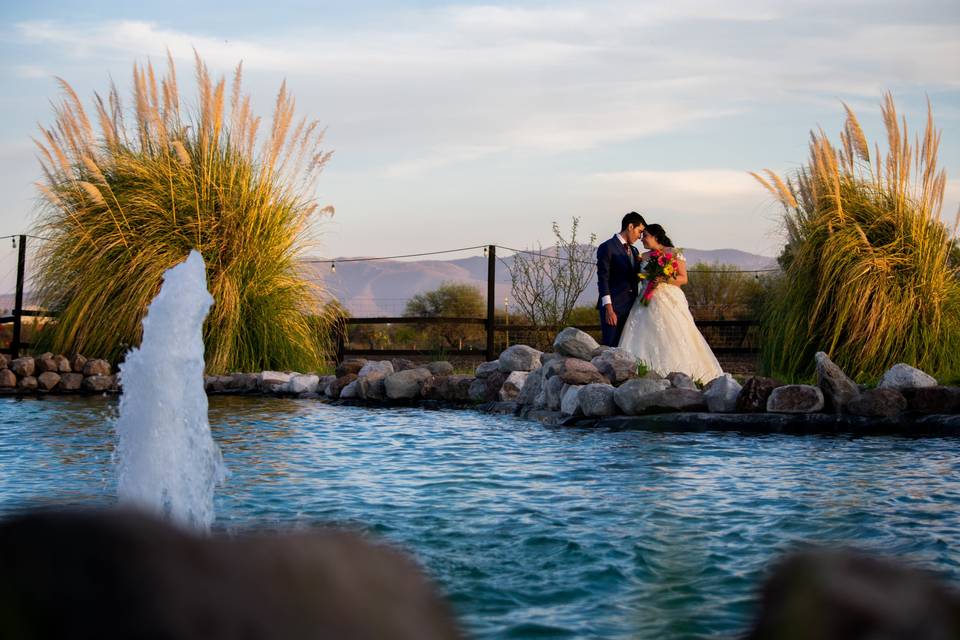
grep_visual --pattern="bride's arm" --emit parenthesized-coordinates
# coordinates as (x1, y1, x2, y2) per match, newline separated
(670, 257, 688, 286)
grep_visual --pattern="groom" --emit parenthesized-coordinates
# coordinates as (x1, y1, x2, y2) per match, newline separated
(597, 211, 646, 346)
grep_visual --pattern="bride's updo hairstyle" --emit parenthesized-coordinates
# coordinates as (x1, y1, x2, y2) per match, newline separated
(645, 224, 674, 248)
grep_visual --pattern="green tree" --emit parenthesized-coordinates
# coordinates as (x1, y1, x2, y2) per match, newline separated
(31, 54, 336, 373)
(404, 281, 485, 349)
(684, 262, 768, 320)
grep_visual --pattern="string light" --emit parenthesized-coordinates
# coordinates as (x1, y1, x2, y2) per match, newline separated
(331, 262, 336, 273)
(11, 237, 15, 249)
(483, 247, 488, 258)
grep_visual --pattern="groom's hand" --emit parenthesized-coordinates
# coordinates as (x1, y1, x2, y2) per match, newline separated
(604, 304, 617, 326)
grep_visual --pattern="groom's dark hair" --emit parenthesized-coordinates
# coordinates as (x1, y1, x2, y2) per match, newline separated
(621, 211, 646, 230)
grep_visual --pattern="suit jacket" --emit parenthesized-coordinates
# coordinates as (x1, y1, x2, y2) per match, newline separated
(596, 235, 640, 311)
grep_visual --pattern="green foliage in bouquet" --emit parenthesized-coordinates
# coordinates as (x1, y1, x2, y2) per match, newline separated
(752, 94, 960, 381)
(32, 53, 337, 373)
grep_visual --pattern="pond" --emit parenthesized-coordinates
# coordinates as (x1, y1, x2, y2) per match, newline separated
(2, 396, 958, 639)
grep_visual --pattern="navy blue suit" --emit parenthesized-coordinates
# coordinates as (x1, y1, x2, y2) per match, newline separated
(597, 235, 640, 347)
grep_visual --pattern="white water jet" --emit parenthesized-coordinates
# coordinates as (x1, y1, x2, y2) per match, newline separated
(115, 250, 227, 531)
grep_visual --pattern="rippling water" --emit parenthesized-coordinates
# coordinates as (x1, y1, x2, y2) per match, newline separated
(2, 396, 959, 638)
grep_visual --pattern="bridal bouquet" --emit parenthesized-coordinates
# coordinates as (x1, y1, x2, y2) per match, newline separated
(637, 249, 680, 305)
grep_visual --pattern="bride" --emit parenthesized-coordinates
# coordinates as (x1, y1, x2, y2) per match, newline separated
(617, 224, 723, 383)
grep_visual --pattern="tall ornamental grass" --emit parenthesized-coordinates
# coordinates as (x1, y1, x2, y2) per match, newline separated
(752, 94, 960, 381)
(32, 53, 336, 373)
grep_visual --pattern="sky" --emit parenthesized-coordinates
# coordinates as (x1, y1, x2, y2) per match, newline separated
(1, 0, 958, 291)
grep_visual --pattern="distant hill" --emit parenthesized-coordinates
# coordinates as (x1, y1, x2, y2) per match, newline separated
(306, 247, 778, 317)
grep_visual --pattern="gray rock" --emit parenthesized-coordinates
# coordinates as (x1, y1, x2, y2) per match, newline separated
(18, 375, 38, 391)
(815, 352, 860, 412)
(498, 345, 542, 372)
(540, 352, 563, 365)
(385, 368, 432, 400)
(541, 357, 565, 380)
(878, 363, 938, 391)
(558, 358, 607, 385)
(579, 383, 618, 417)
(544, 375, 566, 411)
(515, 367, 545, 407)
(317, 375, 336, 396)
(339, 380, 360, 399)
(425, 361, 454, 376)
(590, 345, 612, 359)
(613, 378, 672, 415)
(37, 371, 61, 391)
(553, 327, 600, 361)
(703, 374, 742, 413)
(259, 371, 292, 392)
(633, 388, 707, 413)
(328, 374, 358, 399)
(591, 348, 637, 386)
(468, 378, 489, 403)
(499, 371, 529, 401)
(229, 373, 260, 392)
(475, 361, 500, 378)
(69, 354, 87, 374)
(736, 377, 785, 413)
(420, 375, 449, 401)
(560, 385, 585, 416)
(445, 375, 474, 403)
(667, 372, 697, 390)
(359, 373, 387, 400)
(52, 355, 72, 373)
(767, 385, 825, 413)
(335, 359, 366, 378)
(390, 358, 418, 372)
(358, 360, 394, 378)
(287, 374, 320, 395)
(82, 375, 113, 392)
(0, 369, 16, 388)
(83, 359, 111, 377)
(11, 357, 34, 378)
(59, 372, 84, 391)
(902, 386, 960, 414)
(846, 388, 907, 417)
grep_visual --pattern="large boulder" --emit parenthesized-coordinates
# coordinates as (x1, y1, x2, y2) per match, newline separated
(228, 373, 260, 393)
(499, 371, 529, 401)
(286, 374, 320, 395)
(553, 327, 599, 361)
(845, 388, 907, 418)
(52, 354, 72, 373)
(385, 368, 432, 400)
(35, 356, 59, 374)
(335, 358, 366, 378)
(358, 360, 394, 378)
(612, 378, 672, 415)
(317, 375, 336, 396)
(544, 375, 566, 411)
(703, 374, 743, 413)
(632, 388, 707, 414)
(37, 372, 61, 391)
(560, 385, 584, 416)
(328, 373, 358, 399)
(767, 385, 825, 413)
(515, 367, 545, 407)
(10, 357, 34, 378)
(390, 358, 418, 372)
(259, 371, 292, 392)
(666, 372, 697, 390)
(468, 378, 489, 403)
(558, 358, 607, 385)
(425, 361, 454, 376)
(815, 352, 860, 412)
(359, 373, 388, 400)
(736, 377, 785, 413)
(579, 383, 618, 417)
(339, 380, 360, 399)
(18, 376, 38, 391)
(541, 357, 565, 380)
(0, 369, 17, 388)
(59, 372, 84, 391)
(69, 354, 87, 374)
(83, 359, 111, 377)
(902, 386, 960, 414)
(590, 348, 637, 386)
(474, 361, 500, 378)
(443, 375, 474, 403)
(82, 375, 113, 392)
(878, 363, 937, 391)
(498, 345, 542, 372)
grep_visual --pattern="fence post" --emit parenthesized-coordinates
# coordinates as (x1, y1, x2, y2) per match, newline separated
(486, 244, 496, 362)
(10, 235, 26, 359)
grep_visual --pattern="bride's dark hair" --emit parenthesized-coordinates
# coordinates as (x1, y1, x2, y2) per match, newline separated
(644, 223, 674, 248)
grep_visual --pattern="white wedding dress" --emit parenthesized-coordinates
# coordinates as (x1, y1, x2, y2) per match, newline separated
(618, 253, 723, 383)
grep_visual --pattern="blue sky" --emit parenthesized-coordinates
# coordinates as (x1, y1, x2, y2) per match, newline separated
(1, 0, 958, 290)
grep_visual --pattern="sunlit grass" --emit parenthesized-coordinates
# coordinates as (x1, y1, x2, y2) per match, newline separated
(752, 94, 960, 381)
(32, 53, 337, 374)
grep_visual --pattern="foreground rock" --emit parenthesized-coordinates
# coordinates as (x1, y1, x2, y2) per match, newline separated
(0, 509, 461, 640)
(553, 327, 600, 361)
(815, 352, 860, 412)
(703, 374, 742, 413)
(767, 385, 825, 414)
(498, 345, 542, 372)
(903, 386, 960, 414)
(845, 388, 907, 418)
(878, 363, 938, 391)
(613, 378, 671, 415)
(557, 358, 607, 385)
(579, 383, 617, 417)
(385, 368, 433, 400)
(499, 371, 529, 401)
(590, 348, 637, 386)
(737, 377, 784, 413)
